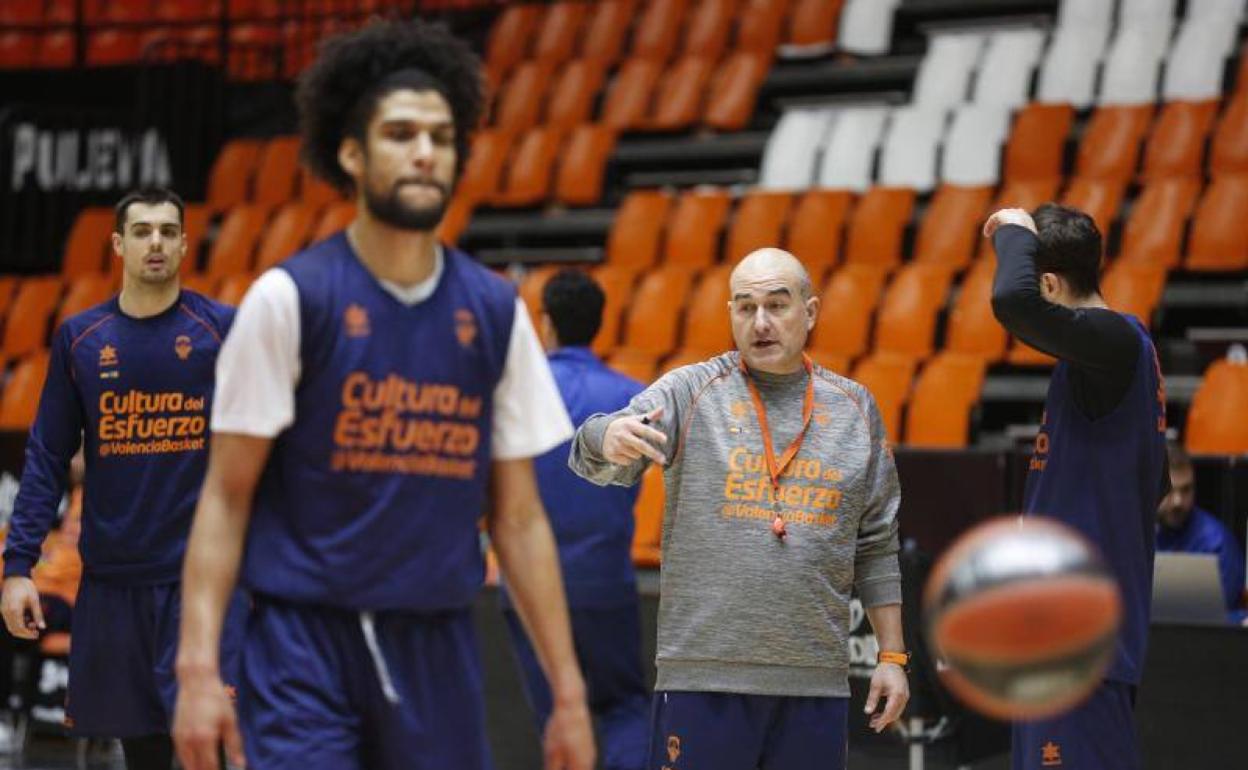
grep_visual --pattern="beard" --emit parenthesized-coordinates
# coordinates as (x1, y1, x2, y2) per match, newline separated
(363, 177, 450, 231)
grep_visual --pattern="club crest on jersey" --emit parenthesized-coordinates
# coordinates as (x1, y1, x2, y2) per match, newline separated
(666, 735, 681, 764)
(174, 335, 192, 360)
(344, 303, 370, 338)
(455, 309, 477, 348)
(1041, 740, 1062, 766)
(98, 344, 120, 378)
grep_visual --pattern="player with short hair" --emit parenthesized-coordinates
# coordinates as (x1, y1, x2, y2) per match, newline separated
(172, 20, 593, 770)
(1, 187, 240, 770)
(985, 204, 1168, 770)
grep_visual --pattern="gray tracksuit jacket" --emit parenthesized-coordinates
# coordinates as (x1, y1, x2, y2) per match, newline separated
(570, 352, 901, 697)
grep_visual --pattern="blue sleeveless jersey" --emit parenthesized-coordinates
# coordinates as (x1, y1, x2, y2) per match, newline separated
(4, 291, 233, 584)
(240, 235, 516, 611)
(1023, 315, 1167, 685)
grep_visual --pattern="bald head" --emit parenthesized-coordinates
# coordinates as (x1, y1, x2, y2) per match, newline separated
(727, 248, 819, 374)
(730, 248, 813, 300)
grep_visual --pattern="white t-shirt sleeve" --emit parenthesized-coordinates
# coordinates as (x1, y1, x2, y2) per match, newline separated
(491, 298, 574, 460)
(211, 269, 302, 437)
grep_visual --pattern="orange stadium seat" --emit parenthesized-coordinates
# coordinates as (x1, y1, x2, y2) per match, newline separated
(533, 1, 587, 66)
(1118, 177, 1201, 268)
(484, 4, 541, 81)
(180, 203, 213, 275)
(844, 187, 915, 270)
(874, 263, 955, 359)
(154, 0, 219, 22)
(300, 170, 342, 210)
(1141, 100, 1219, 180)
(44, 0, 76, 24)
(56, 274, 114, 328)
(602, 58, 663, 131)
(311, 201, 356, 243)
(0, 32, 37, 68)
(735, 0, 787, 55)
(682, 0, 736, 61)
(1186, 174, 1248, 271)
(436, 196, 473, 246)
(579, 0, 638, 66)
(1075, 105, 1154, 182)
(494, 60, 555, 134)
(0, 351, 51, 430)
(495, 127, 564, 208)
(663, 188, 732, 268)
(905, 352, 987, 448)
(62, 208, 115, 279)
(207, 138, 263, 212)
(180, 273, 219, 297)
(85, 29, 140, 66)
(1210, 92, 1248, 175)
(673, 265, 735, 360)
(703, 51, 770, 132)
(216, 273, 256, 307)
(1185, 357, 1248, 454)
(632, 464, 665, 567)
(808, 263, 888, 361)
(3, 277, 62, 359)
(727, 191, 793, 263)
(1060, 177, 1125, 236)
(204, 205, 268, 277)
(225, 23, 280, 81)
(786, 189, 852, 278)
(590, 265, 638, 357)
(254, 203, 317, 272)
(554, 124, 617, 206)
(851, 352, 916, 443)
(518, 265, 558, 329)
(785, 0, 844, 49)
(546, 59, 607, 130)
(1006, 339, 1056, 367)
(607, 348, 659, 384)
(606, 189, 672, 271)
(945, 259, 1007, 363)
(457, 129, 513, 204)
(914, 185, 993, 269)
(650, 56, 715, 131)
(1003, 105, 1073, 183)
(0, 278, 20, 322)
(808, 350, 850, 375)
(253, 136, 301, 209)
(36, 31, 76, 68)
(617, 265, 697, 365)
(87, 0, 152, 22)
(631, 0, 688, 62)
(0, 0, 44, 25)
(1101, 261, 1166, 325)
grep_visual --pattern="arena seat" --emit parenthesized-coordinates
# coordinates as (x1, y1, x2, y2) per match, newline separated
(726, 191, 793, 263)
(785, 189, 853, 278)
(905, 352, 987, 448)
(62, 209, 115, 279)
(662, 188, 732, 268)
(0, 351, 52, 430)
(606, 190, 673, 271)
(553, 124, 616, 206)
(1185, 356, 1248, 453)
(532, 1, 587, 66)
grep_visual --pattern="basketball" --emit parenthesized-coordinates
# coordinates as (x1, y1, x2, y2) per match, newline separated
(922, 516, 1123, 722)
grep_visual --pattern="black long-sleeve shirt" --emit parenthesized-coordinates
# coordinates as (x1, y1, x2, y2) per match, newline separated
(990, 225, 1140, 420)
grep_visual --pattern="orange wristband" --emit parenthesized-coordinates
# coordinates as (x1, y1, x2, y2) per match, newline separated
(877, 651, 911, 669)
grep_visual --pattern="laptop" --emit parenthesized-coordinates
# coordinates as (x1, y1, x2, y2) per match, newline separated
(1151, 552, 1228, 626)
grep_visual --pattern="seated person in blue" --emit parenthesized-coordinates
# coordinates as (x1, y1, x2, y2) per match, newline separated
(1157, 441, 1246, 620)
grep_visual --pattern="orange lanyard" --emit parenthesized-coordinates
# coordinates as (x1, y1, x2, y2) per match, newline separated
(740, 354, 815, 539)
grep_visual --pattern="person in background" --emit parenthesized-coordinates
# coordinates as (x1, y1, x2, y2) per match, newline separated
(502, 269, 649, 770)
(1157, 440, 1246, 619)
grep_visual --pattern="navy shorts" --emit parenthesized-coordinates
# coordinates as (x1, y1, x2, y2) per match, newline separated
(504, 604, 649, 770)
(648, 690, 848, 770)
(239, 596, 492, 770)
(1012, 680, 1140, 770)
(65, 579, 247, 738)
